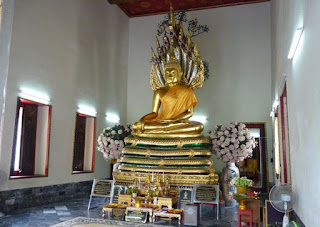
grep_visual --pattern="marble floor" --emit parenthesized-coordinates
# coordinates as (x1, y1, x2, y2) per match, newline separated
(0, 197, 238, 227)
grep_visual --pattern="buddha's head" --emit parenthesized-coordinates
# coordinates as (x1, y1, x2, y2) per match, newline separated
(164, 59, 182, 86)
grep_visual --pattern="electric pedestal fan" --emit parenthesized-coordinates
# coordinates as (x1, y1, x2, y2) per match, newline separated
(269, 183, 296, 227)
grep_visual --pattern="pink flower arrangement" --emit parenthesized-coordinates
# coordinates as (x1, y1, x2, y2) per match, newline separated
(209, 122, 257, 162)
(97, 123, 132, 161)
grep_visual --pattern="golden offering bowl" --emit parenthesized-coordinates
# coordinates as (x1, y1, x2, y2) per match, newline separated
(168, 209, 183, 214)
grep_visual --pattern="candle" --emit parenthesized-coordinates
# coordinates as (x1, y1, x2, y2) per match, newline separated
(163, 172, 164, 182)
(151, 172, 154, 183)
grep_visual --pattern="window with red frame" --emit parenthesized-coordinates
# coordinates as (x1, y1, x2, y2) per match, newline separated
(72, 113, 96, 173)
(280, 84, 291, 184)
(10, 98, 51, 178)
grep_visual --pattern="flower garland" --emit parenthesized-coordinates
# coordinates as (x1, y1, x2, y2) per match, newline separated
(209, 122, 257, 162)
(97, 123, 132, 161)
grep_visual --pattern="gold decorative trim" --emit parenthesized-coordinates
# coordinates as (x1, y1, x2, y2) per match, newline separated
(118, 165, 213, 174)
(120, 157, 213, 166)
(113, 170, 218, 186)
(133, 133, 203, 139)
(125, 136, 210, 147)
(122, 147, 212, 157)
(189, 149, 195, 159)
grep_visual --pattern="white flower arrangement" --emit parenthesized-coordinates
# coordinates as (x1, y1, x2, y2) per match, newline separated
(97, 123, 132, 161)
(209, 122, 257, 163)
(230, 177, 253, 187)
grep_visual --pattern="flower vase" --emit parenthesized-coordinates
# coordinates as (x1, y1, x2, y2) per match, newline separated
(222, 161, 239, 206)
(153, 196, 158, 205)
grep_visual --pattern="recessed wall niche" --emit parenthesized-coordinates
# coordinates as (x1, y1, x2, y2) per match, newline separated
(10, 98, 51, 178)
(72, 113, 96, 173)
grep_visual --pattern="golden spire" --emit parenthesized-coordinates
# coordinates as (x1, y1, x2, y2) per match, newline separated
(187, 31, 192, 46)
(170, 3, 176, 28)
(162, 24, 166, 36)
(193, 42, 201, 65)
(156, 37, 160, 49)
(151, 47, 157, 61)
(194, 42, 200, 58)
(179, 21, 184, 39)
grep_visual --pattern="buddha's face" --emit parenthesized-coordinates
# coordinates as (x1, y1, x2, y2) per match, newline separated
(164, 66, 181, 86)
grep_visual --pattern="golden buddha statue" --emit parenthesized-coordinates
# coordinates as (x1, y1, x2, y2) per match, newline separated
(132, 4, 205, 139)
(132, 55, 203, 138)
(112, 4, 219, 187)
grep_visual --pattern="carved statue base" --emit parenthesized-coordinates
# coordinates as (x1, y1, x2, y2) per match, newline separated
(113, 136, 218, 187)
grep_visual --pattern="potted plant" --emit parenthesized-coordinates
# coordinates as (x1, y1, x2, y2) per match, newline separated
(126, 187, 133, 195)
(230, 177, 253, 195)
(132, 187, 138, 198)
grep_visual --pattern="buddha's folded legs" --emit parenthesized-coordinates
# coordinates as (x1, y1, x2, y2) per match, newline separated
(133, 121, 203, 135)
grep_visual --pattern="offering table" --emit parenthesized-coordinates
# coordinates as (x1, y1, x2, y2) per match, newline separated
(158, 196, 178, 209)
(152, 210, 182, 225)
(126, 206, 154, 223)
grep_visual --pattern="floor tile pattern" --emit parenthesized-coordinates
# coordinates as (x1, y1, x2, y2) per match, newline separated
(0, 197, 238, 227)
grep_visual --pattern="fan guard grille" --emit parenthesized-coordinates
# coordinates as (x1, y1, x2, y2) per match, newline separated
(269, 184, 295, 213)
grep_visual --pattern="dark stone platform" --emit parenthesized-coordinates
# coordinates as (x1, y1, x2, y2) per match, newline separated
(0, 181, 92, 214)
(0, 197, 239, 227)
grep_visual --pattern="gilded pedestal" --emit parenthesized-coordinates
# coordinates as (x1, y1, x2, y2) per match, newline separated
(113, 136, 218, 187)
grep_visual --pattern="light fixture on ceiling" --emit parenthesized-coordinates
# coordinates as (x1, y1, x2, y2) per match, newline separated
(288, 27, 303, 59)
(19, 88, 50, 105)
(77, 105, 97, 117)
(106, 113, 120, 123)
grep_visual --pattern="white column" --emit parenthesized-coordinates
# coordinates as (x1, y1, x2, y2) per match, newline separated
(34, 106, 50, 175)
(0, 0, 15, 160)
(84, 117, 95, 171)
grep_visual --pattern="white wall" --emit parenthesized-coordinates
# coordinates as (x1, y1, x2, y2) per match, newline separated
(127, 3, 273, 175)
(0, 0, 129, 191)
(271, 0, 320, 226)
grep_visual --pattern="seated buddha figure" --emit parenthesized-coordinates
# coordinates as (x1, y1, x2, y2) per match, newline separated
(132, 58, 204, 138)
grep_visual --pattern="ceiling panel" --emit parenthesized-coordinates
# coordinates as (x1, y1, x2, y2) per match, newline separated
(110, 0, 269, 17)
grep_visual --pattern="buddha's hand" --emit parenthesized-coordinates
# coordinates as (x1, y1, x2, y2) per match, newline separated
(140, 112, 158, 122)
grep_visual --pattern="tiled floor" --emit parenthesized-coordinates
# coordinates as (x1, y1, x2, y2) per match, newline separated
(0, 197, 238, 227)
